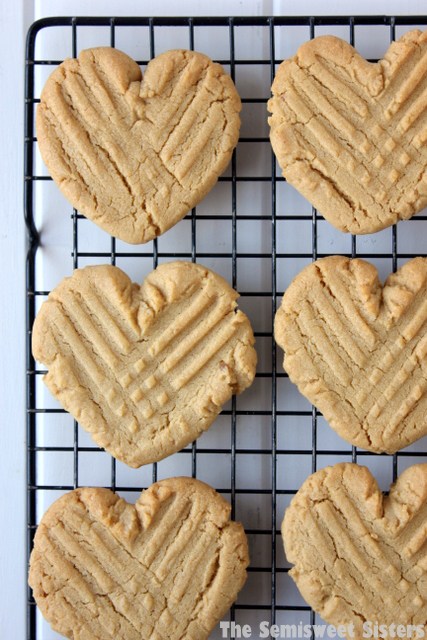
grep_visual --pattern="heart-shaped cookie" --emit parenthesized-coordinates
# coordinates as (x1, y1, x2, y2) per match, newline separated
(283, 463, 427, 633)
(32, 261, 256, 467)
(275, 256, 427, 453)
(29, 477, 249, 639)
(37, 47, 241, 244)
(268, 30, 427, 234)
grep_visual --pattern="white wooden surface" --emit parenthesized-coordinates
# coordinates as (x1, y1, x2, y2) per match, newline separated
(1, 0, 426, 637)
(0, 1, 34, 636)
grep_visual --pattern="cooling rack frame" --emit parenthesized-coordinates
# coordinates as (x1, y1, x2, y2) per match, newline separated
(25, 14, 427, 640)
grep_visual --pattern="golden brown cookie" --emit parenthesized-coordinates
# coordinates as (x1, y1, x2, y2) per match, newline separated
(37, 47, 241, 244)
(29, 477, 249, 640)
(32, 261, 256, 467)
(274, 256, 427, 453)
(282, 463, 427, 635)
(268, 30, 427, 234)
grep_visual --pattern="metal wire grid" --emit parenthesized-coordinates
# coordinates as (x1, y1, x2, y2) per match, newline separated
(25, 15, 427, 640)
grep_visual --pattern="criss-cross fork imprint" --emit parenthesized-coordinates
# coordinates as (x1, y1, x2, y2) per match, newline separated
(32, 262, 256, 467)
(268, 30, 427, 234)
(29, 478, 249, 640)
(275, 256, 427, 453)
(283, 463, 427, 633)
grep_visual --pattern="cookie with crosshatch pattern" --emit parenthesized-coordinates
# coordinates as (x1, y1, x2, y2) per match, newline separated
(282, 463, 427, 635)
(32, 261, 256, 467)
(36, 47, 241, 244)
(268, 30, 427, 234)
(29, 477, 249, 639)
(274, 256, 427, 453)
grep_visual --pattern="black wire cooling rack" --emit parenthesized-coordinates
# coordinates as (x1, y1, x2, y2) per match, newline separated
(25, 15, 427, 640)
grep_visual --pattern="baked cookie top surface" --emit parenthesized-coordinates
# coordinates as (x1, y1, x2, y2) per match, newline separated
(274, 255, 427, 453)
(268, 30, 427, 234)
(282, 463, 427, 633)
(32, 261, 256, 467)
(37, 47, 241, 244)
(29, 477, 249, 640)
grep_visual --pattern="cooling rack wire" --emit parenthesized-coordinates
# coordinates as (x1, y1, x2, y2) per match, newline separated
(25, 15, 427, 640)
